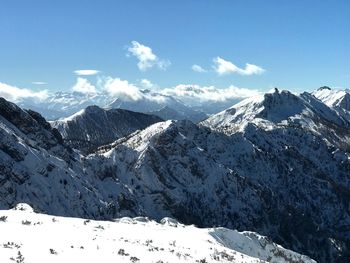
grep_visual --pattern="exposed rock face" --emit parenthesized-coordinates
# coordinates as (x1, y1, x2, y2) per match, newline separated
(0, 98, 65, 151)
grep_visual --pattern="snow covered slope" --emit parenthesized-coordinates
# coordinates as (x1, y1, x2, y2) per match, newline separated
(312, 86, 350, 121)
(51, 105, 162, 153)
(313, 86, 350, 110)
(0, 203, 315, 263)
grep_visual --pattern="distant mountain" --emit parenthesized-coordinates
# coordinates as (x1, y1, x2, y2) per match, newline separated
(20, 91, 110, 120)
(106, 89, 207, 123)
(189, 99, 241, 115)
(19, 89, 207, 122)
(147, 106, 183, 120)
(161, 84, 245, 114)
(0, 203, 315, 263)
(51, 105, 162, 153)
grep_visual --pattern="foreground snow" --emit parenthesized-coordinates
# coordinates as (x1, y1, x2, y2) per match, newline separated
(0, 204, 315, 263)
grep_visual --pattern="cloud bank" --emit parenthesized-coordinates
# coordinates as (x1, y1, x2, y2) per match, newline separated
(0, 82, 48, 102)
(162, 84, 260, 103)
(127, 41, 170, 71)
(0, 75, 261, 112)
(103, 77, 143, 101)
(213, 57, 265, 76)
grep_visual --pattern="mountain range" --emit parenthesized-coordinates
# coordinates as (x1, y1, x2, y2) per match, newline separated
(19, 89, 208, 123)
(1, 87, 350, 262)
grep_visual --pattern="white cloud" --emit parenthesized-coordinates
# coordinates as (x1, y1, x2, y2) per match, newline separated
(162, 84, 260, 103)
(72, 77, 97, 94)
(104, 77, 143, 101)
(0, 82, 48, 102)
(32, 81, 47, 85)
(127, 41, 170, 71)
(140, 79, 156, 89)
(191, 64, 207, 73)
(74, 70, 100, 76)
(213, 57, 265, 76)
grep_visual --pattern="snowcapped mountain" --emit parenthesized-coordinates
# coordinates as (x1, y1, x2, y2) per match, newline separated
(202, 89, 350, 149)
(312, 86, 350, 121)
(20, 91, 111, 120)
(19, 89, 207, 122)
(90, 113, 350, 262)
(199, 89, 350, 261)
(313, 86, 350, 110)
(1, 92, 350, 262)
(161, 84, 253, 114)
(203, 88, 348, 129)
(0, 204, 315, 263)
(106, 89, 207, 123)
(0, 97, 138, 219)
(51, 105, 162, 153)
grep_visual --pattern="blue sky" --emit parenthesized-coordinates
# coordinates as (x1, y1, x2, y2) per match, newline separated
(0, 0, 349, 95)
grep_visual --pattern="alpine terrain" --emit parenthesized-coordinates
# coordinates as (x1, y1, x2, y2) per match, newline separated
(0, 87, 350, 262)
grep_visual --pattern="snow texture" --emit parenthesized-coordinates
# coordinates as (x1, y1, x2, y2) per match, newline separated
(0, 204, 315, 263)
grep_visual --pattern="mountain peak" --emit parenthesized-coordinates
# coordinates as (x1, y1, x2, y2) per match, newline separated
(51, 105, 162, 153)
(201, 90, 304, 130)
(202, 89, 349, 138)
(317, 86, 331, 91)
(312, 87, 350, 115)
